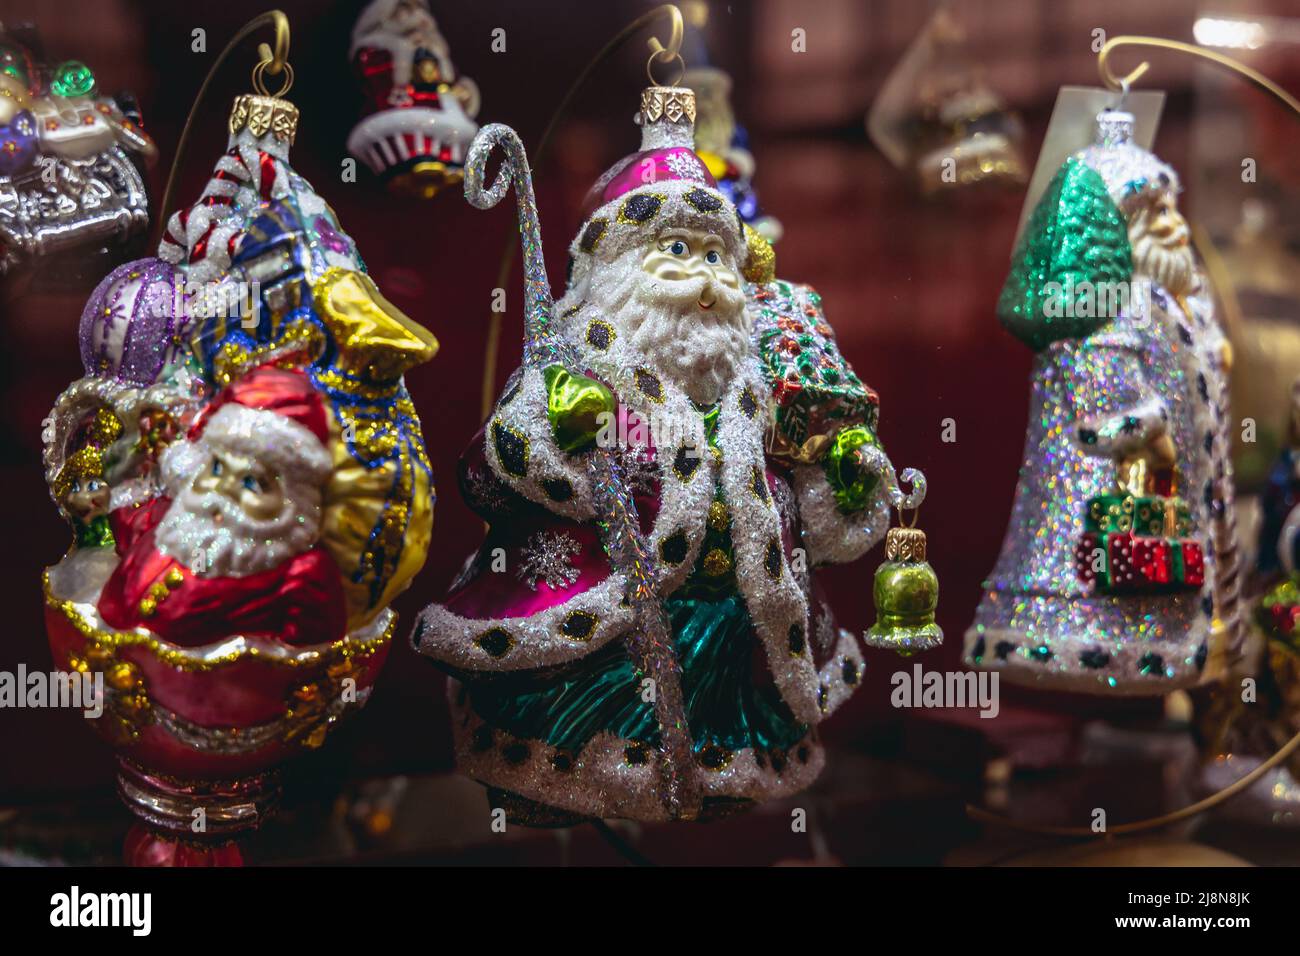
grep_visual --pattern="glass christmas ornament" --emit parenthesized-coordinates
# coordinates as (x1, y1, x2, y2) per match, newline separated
(41, 23, 438, 865)
(964, 108, 1240, 694)
(347, 0, 481, 199)
(0, 25, 156, 278)
(867, 525, 942, 655)
(412, 71, 935, 825)
(867, 5, 1026, 196)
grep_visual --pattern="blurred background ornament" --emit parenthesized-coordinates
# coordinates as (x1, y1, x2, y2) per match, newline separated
(40, 12, 438, 866)
(678, 0, 781, 243)
(964, 106, 1238, 694)
(866, 3, 1026, 196)
(1192, 379, 1300, 827)
(346, 0, 481, 199)
(0, 22, 157, 280)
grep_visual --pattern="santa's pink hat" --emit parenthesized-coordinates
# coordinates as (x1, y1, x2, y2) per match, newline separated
(566, 86, 746, 291)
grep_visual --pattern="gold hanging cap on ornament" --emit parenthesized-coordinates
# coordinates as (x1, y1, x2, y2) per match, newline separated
(885, 526, 927, 562)
(640, 85, 696, 125)
(229, 92, 298, 144)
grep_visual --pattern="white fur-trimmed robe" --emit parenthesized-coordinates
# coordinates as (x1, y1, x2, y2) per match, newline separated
(413, 296, 892, 820)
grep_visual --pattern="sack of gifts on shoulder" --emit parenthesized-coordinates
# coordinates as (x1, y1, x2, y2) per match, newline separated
(1074, 461, 1205, 594)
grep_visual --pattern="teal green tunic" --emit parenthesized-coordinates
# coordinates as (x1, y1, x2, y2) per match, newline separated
(469, 395, 806, 754)
(466, 565, 806, 755)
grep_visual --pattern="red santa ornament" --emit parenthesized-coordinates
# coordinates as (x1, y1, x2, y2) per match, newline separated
(347, 0, 481, 198)
(98, 366, 346, 648)
(42, 17, 438, 865)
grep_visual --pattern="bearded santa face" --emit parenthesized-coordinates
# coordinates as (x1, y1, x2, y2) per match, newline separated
(1128, 188, 1197, 298)
(154, 433, 324, 579)
(581, 225, 751, 406)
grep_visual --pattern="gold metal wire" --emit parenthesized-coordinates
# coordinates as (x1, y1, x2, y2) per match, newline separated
(151, 10, 292, 249)
(480, 4, 686, 417)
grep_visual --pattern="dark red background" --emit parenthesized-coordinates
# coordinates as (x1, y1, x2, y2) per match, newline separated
(2, 0, 1297, 804)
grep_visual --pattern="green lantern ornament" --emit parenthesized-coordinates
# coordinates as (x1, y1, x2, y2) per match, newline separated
(866, 519, 942, 655)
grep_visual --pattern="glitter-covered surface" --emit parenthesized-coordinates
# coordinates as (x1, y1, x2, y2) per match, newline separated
(965, 316, 1215, 694)
(419, 107, 912, 821)
(965, 112, 1235, 694)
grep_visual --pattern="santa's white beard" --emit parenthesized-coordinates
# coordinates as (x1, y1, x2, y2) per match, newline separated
(154, 448, 321, 580)
(1132, 233, 1197, 298)
(579, 250, 752, 406)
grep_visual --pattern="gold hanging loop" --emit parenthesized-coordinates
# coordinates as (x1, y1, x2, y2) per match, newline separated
(251, 57, 294, 98)
(254, 19, 290, 77)
(151, 10, 293, 249)
(645, 11, 685, 86)
(480, 3, 686, 417)
(1098, 34, 1300, 119)
(647, 50, 686, 88)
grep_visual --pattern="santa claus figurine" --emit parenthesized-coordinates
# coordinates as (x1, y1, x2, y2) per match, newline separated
(40, 43, 437, 864)
(347, 0, 481, 198)
(414, 86, 932, 824)
(965, 108, 1239, 693)
(97, 366, 346, 647)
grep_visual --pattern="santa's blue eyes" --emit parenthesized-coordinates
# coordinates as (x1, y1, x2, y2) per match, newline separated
(665, 240, 723, 264)
(211, 458, 264, 493)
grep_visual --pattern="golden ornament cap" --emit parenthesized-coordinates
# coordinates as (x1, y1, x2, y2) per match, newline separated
(228, 93, 299, 145)
(885, 526, 928, 562)
(639, 85, 696, 126)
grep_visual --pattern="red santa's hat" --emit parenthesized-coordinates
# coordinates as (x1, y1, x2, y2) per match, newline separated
(184, 366, 334, 483)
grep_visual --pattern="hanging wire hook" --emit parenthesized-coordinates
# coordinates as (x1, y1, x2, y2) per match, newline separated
(1098, 35, 1300, 118)
(478, 3, 687, 417)
(151, 10, 292, 249)
(645, 10, 685, 86)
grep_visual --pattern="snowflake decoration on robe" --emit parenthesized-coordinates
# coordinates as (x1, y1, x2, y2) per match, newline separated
(517, 530, 583, 591)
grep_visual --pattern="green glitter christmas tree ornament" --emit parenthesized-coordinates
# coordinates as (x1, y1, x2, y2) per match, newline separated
(998, 157, 1133, 351)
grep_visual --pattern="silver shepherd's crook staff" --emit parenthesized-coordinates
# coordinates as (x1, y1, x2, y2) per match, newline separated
(463, 123, 702, 821)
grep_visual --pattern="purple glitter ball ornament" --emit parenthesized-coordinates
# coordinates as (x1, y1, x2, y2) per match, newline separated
(80, 258, 186, 386)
